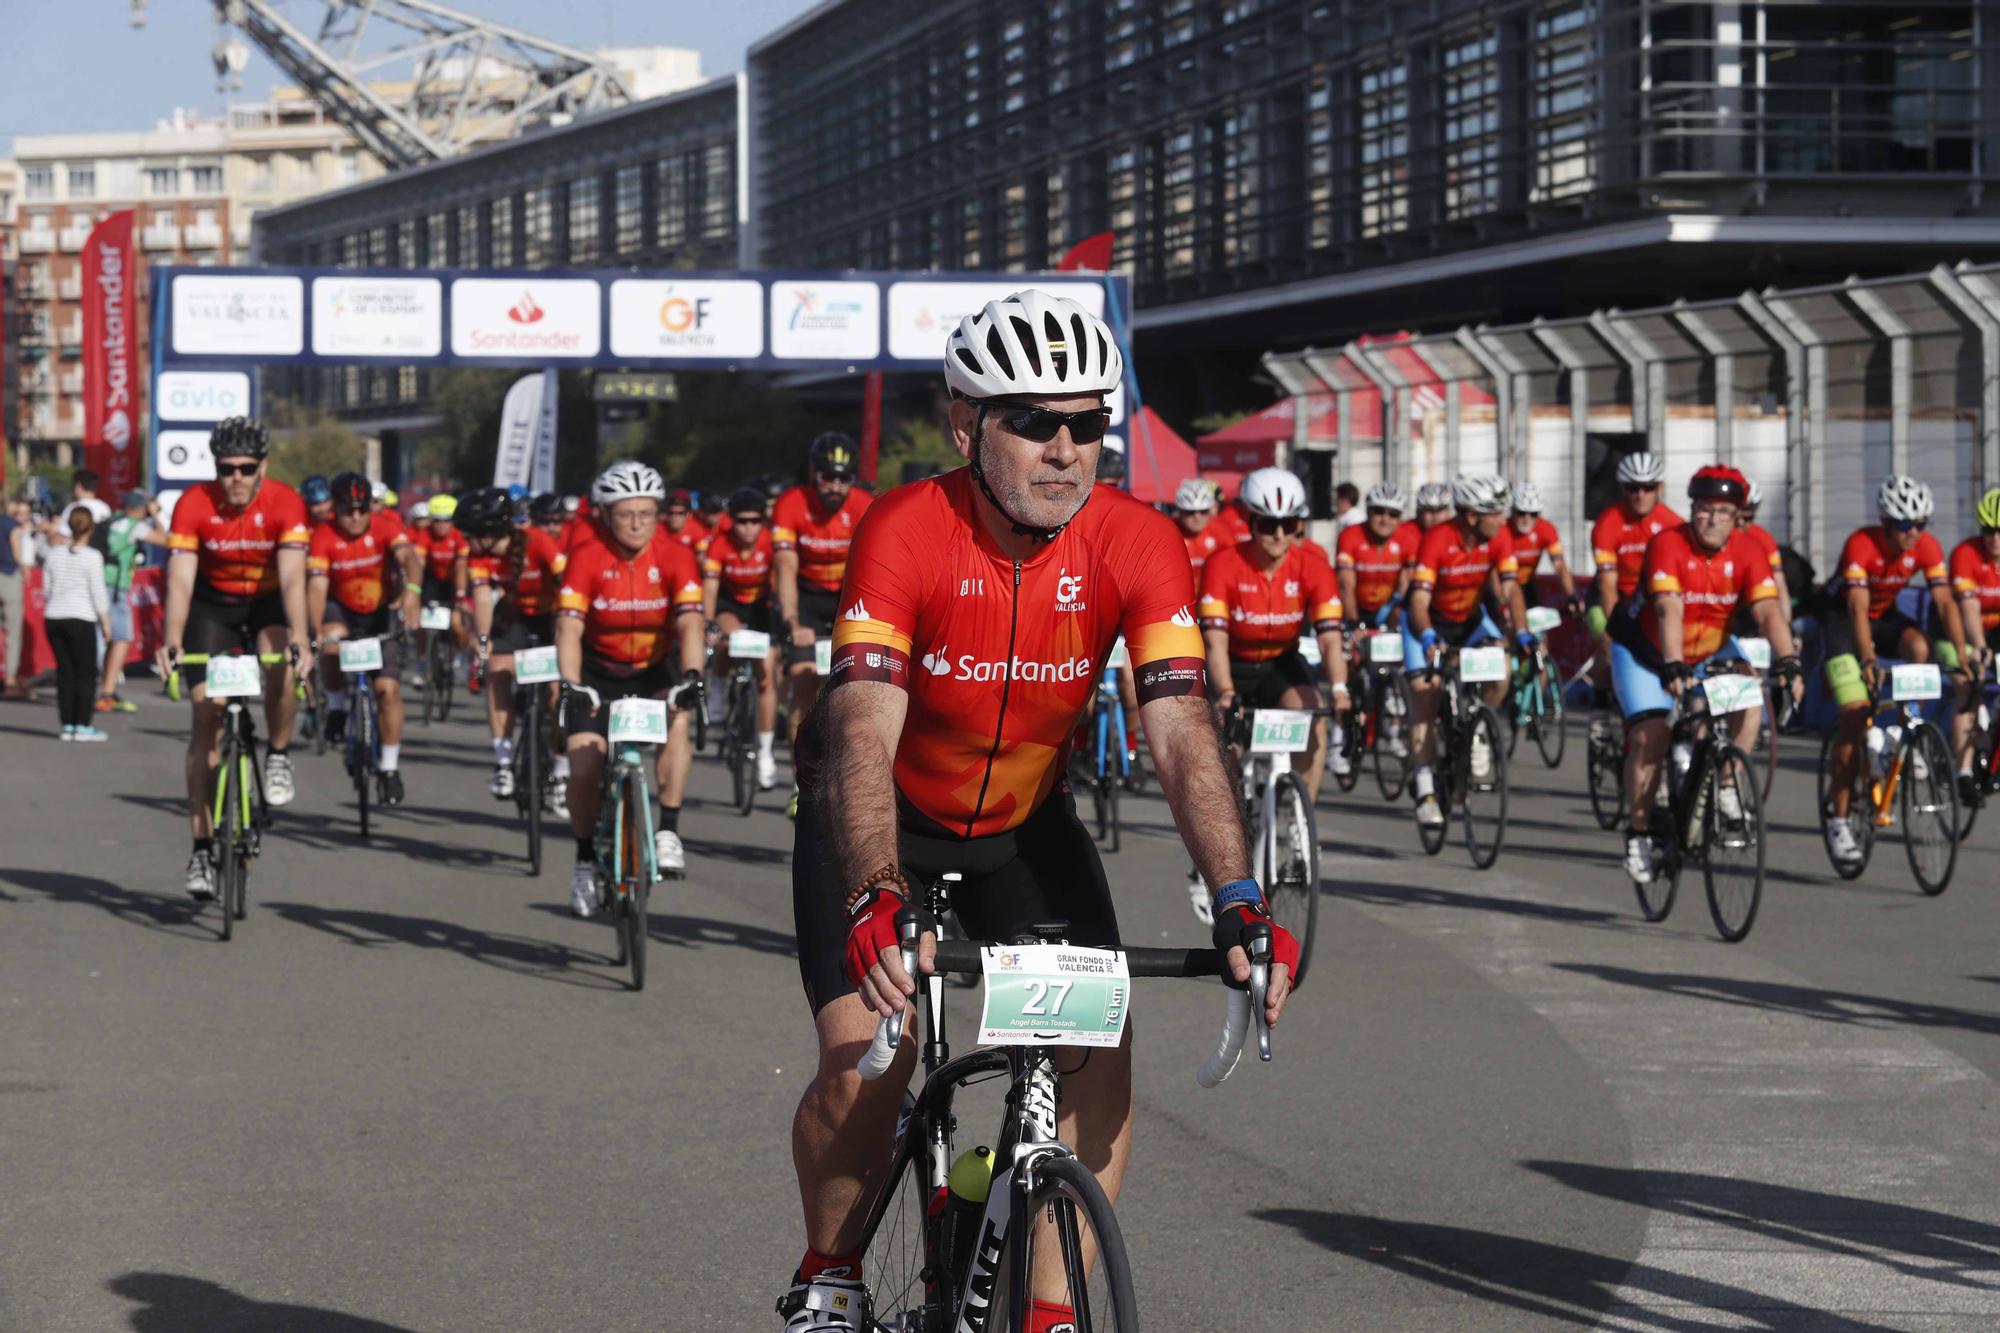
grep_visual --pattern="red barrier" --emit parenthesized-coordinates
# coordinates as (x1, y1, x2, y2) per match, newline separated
(2, 564, 166, 681)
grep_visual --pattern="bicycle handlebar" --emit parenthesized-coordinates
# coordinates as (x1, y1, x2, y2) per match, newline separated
(165, 651, 301, 702)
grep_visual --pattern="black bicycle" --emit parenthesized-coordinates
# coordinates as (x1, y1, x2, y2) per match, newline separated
(420, 606, 456, 726)
(841, 876, 1273, 1332)
(1417, 645, 1509, 868)
(1339, 627, 1414, 801)
(716, 632, 768, 817)
(507, 658, 559, 875)
(169, 651, 293, 941)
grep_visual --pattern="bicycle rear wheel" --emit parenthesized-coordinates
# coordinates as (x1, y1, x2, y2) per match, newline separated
(1373, 672, 1414, 800)
(1754, 684, 1779, 805)
(1264, 771, 1320, 987)
(1106, 774, 1121, 855)
(352, 690, 374, 838)
(1533, 656, 1566, 769)
(620, 766, 653, 991)
(1902, 721, 1959, 896)
(1816, 728, 1876, 879)
(1586, 719, 1624, 830)
(1702, 744, 1765, 942)
(1461, 706, 1508, 869)
(520, 697, 543, 876)
(990, 1154, 1139, 1333)
(214, 743, 240, 942)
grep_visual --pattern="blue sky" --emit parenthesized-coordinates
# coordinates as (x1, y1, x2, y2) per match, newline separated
(2, 0, 818, 151)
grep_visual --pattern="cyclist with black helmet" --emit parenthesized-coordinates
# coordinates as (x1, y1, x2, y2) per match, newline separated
(774, 432, 873, 748)
(160, 416, 311, 900)
(662, 487, 709, 554)
(528, 492, 566, 537)
(702, 486, 783, 790)
(307, 471, 420, 804)
(460, 486, 570, 806)
(1095, 443, 1129, 487)
(300, 474, 334, 530)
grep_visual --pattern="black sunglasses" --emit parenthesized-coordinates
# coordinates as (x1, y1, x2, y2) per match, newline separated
(1887, 518, 1928, 532)
(1252, 516, 1304, 536)
(1367, 506, 1402, 519)
(215, 462, 260, 478)
(1622, 483, 1660, 494)
(815, 471, 855, 485)
(731, 513, 766, 524)
(990, 405, 1113, 445)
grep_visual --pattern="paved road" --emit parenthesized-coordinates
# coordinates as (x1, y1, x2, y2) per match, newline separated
(4, 688, 1999, 1331)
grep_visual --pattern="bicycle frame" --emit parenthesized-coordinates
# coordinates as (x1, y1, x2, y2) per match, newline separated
(1091, 668, 1129, 781)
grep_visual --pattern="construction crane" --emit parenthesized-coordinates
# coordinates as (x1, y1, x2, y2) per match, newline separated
(130, 0, 634, 170)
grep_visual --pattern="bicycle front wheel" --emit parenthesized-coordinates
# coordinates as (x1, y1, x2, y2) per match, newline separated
(1701, 744, 1765, 942)
(352, 693, 373, 838)
(1816, 728, 1876, 879)
(620, 765, 653, 991)
(1264, 771, 1319, 987)
(520, 699, 543, 875)
(1902, 721, 1959, 896)
(858, 1130, 937, 1330)
(214, 746, 240, 942)
(1532, 656, 1566, 769)
(1374, 672, 1414, 801)
(1586, 719, 1624, 830)
(1461, 706, 1508, 869)
(990, 1154, 1139, 1333)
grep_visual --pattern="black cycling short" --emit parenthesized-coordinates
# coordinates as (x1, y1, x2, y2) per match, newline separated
(490, 613, 553, 657)
(185, 587, 289, 688)
(786, 585, 842, 667)
(419, 573, 458, 610)
(793, 791, 1120, 1017)
(564, 654, 680, 742)
(323, 602, 405, 679)
(1824, 606, 1922, 663)
(1228, 649, 1320, 709)
(716, 598, 776, 640)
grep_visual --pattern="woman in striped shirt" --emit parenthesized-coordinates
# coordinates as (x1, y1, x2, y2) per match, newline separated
(42, 507, 111, 741)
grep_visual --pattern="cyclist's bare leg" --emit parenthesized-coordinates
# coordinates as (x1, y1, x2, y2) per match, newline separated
(1624, 716, 1668, 833)
(657, 705, 692, 808)
(186, 693, 224, 839)
(255, 623, 297, 749)
(793, 992, 920, 1256)
(1829, 704, 1870, 817)
(756, 654, 778, 732)
(566, 734, 607, 837)
(376, 674, 405, 745)
(317, 622, 346, 698)
(1278, 682, 1326, 803)
(1409, 673, 1442, 769)
(486, 657, 515, 743)
(788, 662, 821, 749)
(1030, 1024, 1134, 1303)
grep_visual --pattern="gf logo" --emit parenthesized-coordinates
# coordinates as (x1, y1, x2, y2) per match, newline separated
(1055, 571, 1084, 605)
(1284, 580, 1299, 597)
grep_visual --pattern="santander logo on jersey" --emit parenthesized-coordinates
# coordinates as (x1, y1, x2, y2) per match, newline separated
(920, 645, 1095, 684)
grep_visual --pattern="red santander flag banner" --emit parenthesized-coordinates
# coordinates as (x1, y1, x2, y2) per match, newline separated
(82, 210, 140, 496)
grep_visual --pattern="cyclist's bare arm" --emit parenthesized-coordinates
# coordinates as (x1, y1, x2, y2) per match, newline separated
(1317, 626, 1348, 699)
(1551, 551, 1579, 602)
(1652, 592, 1687, 685)
(1934, 577, 1971, 663)
(162, 550, 197, 655)
(700, 575, 721, 623)
(1336, 568, 1357, 616)
(306, 570, 329, 641)
(1202, 627, 1235, 698)
(1487, 567, 1528, 636)
(277, 546, 309, 645)
(1594, 566, 1619, 617)
(397, 545, 423, 617)
(1846, 585, 1877, 673)
(1407, 585, 1435, 637)
(452, 550, 469, 602)
(774, 549, 803, 640)
(471, 583, 495, 648)
(676, 606, 705, 673)
(555, 614, 584, 684)
(1961, 594, 1990, 660)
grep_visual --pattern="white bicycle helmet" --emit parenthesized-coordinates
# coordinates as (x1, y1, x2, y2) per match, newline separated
(1415, 482, 1453, 510)
(1363, 480, 1407, 513)
(1452, 472, 1511, 515)
(1173, 478, 1215, 512)
(1877, 474, 1935, 522)
(591, 460, 667, 505)
(1512, 480, 1544, 514)
(1745, 478, 1764, 507)
(369, 479, 389, 501)
(1616, 452, 1666, 485)
(943, 290, 1123, 399)
(1241, 467, 1308, 520)
(411, 500, 431, 521)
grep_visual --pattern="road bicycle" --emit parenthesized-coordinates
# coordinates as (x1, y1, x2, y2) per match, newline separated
(1816, 662, 1959, 895)
(1951, 663, 1998, 839)
(842, 874, 1273, 1332)
(1068, 662, 1133, 853)
(168, 650, 296, 942)
(1629, 658, 1769, 942)
(1504, 606, 1566, 770)
(1218, 700, 1328, 986)
(1416, 644, 1509, 868)
(332, 634, 392, 838)
(418, 602, 456, 725)
(1331, 627, 1413, 800)
(716, 627, 771, 817)
(508, 644, 562, 875)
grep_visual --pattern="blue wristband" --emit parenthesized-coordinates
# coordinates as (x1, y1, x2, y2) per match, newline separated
(1419, 628, 1439, 650)
(1212, 878, 1264, 915)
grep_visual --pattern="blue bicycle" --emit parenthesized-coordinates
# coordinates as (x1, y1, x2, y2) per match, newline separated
(1069, 663, 1134, 852)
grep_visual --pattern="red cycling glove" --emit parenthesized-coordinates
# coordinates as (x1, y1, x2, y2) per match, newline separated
(844, 887, 908, 990)
(1211, 896, 1302, 991)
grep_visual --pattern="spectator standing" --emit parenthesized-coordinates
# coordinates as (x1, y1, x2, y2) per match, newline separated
(1, 496, 27, 699)
(1334, 480, 1367, 529)
(60, 467, 113, 530)
(97, 489, 161, 714)
(43, 508, 111, 741)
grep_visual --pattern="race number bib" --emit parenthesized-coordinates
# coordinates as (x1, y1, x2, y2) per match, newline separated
(419, 604, 452, 631)
(1525, 606, 1563, 635)
(815, 639, 832, 676)
(1250, 709, 1314, 754)
(1368, 633, 1404, 665)
(979, 945, 1130, 1049)
(1458, 646, 1509, 683)
(514, 644, 559, 684)
(1890, 663, 1942, 703)
(1702, 673, 1764, 715)
(205, 655, 263, 699)
(1737, 637, 1773, 670)
(729, 629, 773, 660)
(337, 637, 384, 674)
(607, 697, 668, 745)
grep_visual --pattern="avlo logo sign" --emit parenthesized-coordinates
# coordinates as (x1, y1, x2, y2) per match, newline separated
(157, 371, 252, 424)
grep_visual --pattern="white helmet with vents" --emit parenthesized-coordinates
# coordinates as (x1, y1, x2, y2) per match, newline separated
(1452, 472, 1511, 515)
(943, 290, 1123, 399)
(1363, 481, 1407, 513)
(1616, 452, 1666, 485)
(1241, 467, 1308, 520)
(1745, 478, 1764, 507)
(1512, 481, 1544, 514)
(1415, 482, 1452, 510)
(1877, 474, 1934, 522)
(591, 460, 666, 505)
(1173, 478, 1215, 512)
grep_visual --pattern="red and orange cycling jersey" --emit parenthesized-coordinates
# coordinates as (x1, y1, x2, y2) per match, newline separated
(1592, 501, 1683, 599)
(772, 485, 872, 593)
(1183, 526, 1222, 576)
(701, 526, 775, 606)
(167, 479, 311, 601)
(1198, 541, 1343, 662)
(413, 524, 469, 584)
(1741, 521, 1784, 575)
(1950, 538, 2000, 632)
(1838, 525, 1949, 620)
(830, 471, 1204, 839)
(1640, 526, 1777, 662)
(1335, 523, 1420, 618)
(1209, 502, 1250, 549)
(306, 512, 409, 614)
(1412, 522, 1517, 623)
(468, 527, 566, 618)
(1507, 518, 1563, 577)
(555, 536, 703, 675)
(662, 515, 709, 554)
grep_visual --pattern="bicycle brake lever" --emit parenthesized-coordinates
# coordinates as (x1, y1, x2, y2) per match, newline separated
(1249, 944, 1273, 1063)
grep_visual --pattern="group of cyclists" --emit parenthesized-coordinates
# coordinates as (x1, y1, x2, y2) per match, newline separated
(143, 283, 2000, 1332)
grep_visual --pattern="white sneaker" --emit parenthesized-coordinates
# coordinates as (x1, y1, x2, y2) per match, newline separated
(1589, 714, 1616, 746)
(655, 829, 686, 876)
(757, 751, 778, 790)
(1188, 873, 1213, 926)
(778, 1276, 869, 1330)
(1717, 783, 1745, 824)
(1329, 747, 1352, 778)
(1470, 732, 1493, 781)
(1624, 833, 1657, 885)
(1384, 723, 1409, 758)
(544, 776, 569, 819)
(185, 848, 217, 902)
(569, 863, 599, 918)
(1415, 793, 1444, 828)
(1826, 816, 1863, 866)
(489, 763, 515, 799)
(265, 753, 296, 807)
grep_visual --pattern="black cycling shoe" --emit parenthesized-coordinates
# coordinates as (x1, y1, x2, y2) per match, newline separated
(325, 710, 347, 744)
(379, 771, 405, 807)
(1958, 773, 1982, 810)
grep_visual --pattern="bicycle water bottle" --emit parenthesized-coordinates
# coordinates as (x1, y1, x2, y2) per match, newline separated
(1669, 741, 1694, 789)
(934, 1145, 994, 1284)
(1866, 724, 1889, 777)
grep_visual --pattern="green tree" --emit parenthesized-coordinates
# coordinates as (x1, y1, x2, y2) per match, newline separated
(261, 398, 368, 484)
(877, 412, 964, 488)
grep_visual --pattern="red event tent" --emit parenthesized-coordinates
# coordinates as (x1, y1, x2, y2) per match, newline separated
(1120, 405, 1202, 503)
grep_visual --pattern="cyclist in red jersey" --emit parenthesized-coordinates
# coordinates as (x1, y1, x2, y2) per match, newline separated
(1590, 452, 1682, 627)
(702, 486, 782, 791)
(1413, 481, 1453, 532)
(554, 462, 706, 913)
(1209, 491, 1251, 548)
(300, 475, 334, 530)
(1733, 479, 1793, 623)
(1950, 488, 2000, 799)
(1606, 467, 1801, 884)
(1335, 480, 1419, 628)
(307, 471, 419, 805)
(411, 495, 471, 658)
(460, 487, 570, 809)
(661, 488, 709, 553)
(697, 489, 730, 542)
(1505, 481, 1581, 610)
(1171, 478, 1222, 573)
(779, 292, 1296, 1332)
(774, 432, 873, 748)
(1404, 473, 1532, 829)
(160, 417, 311, 901)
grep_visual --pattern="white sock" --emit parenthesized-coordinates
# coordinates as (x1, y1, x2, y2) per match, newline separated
(379, 744, 399, 772)
(493, 737, 512, 764)
(1413, 766, 1435, 798)
(326, 687, 348, 711)
(757, 731, 775, 761)
(553, 755, 570, 780)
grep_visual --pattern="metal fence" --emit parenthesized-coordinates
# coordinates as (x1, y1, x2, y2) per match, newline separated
(1263, 260, 2000, 573)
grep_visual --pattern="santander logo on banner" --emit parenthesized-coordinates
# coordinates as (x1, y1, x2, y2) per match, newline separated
(451, 277, 599, 357)
(507, 291, 545, 324)
(82, 210, 139, 494)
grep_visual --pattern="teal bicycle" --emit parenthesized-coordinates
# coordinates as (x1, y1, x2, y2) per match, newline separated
(1505, 606, 1566, 769)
